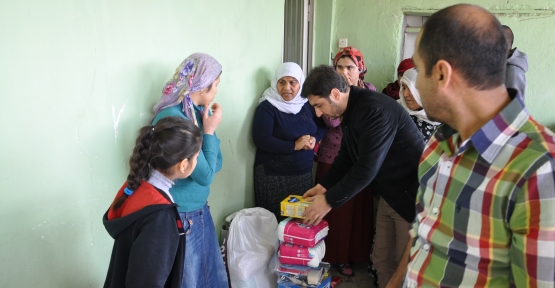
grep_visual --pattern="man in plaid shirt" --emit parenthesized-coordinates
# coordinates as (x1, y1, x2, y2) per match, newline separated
(388, 4, 555, 288)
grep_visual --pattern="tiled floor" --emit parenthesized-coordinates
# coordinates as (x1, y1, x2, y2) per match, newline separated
(328, 263, 377, 288)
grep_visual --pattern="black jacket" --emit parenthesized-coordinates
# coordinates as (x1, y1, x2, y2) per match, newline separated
(103, 182, 185, 288)
(320, 86, 424, 223)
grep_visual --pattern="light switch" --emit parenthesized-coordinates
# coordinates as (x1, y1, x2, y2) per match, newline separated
(338, 38, 348, 48)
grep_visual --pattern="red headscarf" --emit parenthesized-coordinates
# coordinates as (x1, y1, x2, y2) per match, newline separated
(383, 58, 415, 100)
(383, 59, 414, 100)
(333, 46, 367, 88)
(397, 58, 414, 73)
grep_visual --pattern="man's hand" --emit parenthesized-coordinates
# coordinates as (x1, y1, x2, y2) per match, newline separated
(301, 184, 330, 225)
(302, 195, 331, 226)
(303, 184, 326, 198)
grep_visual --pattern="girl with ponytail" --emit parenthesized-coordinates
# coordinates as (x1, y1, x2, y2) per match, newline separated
(103, 116, 202, 288)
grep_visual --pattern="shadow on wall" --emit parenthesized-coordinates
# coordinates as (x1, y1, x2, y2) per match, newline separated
(243, 67, 272, 208)
(117, 62, 175, 157)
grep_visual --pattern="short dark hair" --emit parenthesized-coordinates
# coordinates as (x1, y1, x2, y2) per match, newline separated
(301, 65, 348, 99)
(419, 4, 507, 90)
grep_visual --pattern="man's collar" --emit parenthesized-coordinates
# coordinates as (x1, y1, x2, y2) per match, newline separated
(342, 86, 358, 125)
(434, 88, 528, 163)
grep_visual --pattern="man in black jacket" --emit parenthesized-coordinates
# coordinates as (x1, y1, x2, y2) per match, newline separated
(301, 65, 424, 287)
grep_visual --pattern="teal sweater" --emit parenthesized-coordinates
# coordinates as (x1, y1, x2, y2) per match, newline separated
(152, 103, 223, 212)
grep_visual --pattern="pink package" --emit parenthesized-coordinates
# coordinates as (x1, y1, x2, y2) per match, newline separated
(278, 218, 329, 248)
(278, 241, 326, 267)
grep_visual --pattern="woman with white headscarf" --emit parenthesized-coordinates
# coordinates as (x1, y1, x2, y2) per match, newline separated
(151, 53, 228, 288)
(252, 62, 326, 220)
(399, 68, 441, 141)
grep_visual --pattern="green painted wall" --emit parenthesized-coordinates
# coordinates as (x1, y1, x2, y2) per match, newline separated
(317, 0, 555, 127)
(0, 0, 283, 286)
(313, 0, 335, 66)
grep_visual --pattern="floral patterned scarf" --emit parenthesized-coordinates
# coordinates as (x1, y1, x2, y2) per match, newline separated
(152, 53, 222, 124)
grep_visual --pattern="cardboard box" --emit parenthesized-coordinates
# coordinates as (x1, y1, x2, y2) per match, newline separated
(280, 195, 311, 219)
(277, 274, 331, 288)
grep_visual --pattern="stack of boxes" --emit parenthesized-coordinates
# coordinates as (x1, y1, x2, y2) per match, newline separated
(277, 195, 331, 288)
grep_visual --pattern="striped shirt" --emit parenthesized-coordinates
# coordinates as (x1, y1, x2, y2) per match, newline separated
(406, 91, 555, 287)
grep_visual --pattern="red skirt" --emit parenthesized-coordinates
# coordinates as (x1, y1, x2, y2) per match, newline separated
(317, 162, 374, 264)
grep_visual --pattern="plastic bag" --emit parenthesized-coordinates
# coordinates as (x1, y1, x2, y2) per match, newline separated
(277, 262, 331, 287)
(227, 207, 279, 288)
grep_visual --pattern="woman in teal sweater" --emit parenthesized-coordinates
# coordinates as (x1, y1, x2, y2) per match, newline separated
(151, 53, 227, 288)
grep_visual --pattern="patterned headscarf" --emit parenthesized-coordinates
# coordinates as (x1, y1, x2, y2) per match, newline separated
(333, 46, 367, 88)
(258, 62, 307, 114)
(152, 53, 222, 123)
(399, 68, 440, 125)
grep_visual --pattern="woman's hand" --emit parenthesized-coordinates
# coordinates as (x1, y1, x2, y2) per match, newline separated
(294, 135, 311, 151)
(341, 73, 354, 86)
(302, 136, 316, 150)
(202, 103, 222, 135)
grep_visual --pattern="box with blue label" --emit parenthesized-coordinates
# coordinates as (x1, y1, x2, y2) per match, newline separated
(280, 195, 311, 219)
(277, 274, 331, 288)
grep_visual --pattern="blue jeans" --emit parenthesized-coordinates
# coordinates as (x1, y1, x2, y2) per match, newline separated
(180, 204, 229, 288)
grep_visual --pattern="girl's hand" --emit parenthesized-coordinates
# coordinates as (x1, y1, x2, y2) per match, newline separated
(202, 103, 222, 135)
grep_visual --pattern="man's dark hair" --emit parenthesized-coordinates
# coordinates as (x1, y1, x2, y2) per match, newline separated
(502, 25, 514, 47)
(419, 4, 507, 90)
(301, 65, 349, 99)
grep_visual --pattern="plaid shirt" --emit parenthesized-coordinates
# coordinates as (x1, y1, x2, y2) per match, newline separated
(406, 92, 555, 287)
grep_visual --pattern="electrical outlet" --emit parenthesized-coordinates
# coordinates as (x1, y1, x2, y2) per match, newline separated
(338, 38, 348, 48)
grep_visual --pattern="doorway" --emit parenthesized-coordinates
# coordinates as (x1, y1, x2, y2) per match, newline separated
(283, 0, 314, 74)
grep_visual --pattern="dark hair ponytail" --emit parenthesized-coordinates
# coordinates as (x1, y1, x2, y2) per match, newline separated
(112, 116, 202, 210)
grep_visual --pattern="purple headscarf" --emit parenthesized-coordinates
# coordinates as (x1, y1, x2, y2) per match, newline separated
(152, 53, 222, 122)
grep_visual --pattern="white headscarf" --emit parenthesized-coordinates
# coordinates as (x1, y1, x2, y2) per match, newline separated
(399, 68, 441, 125)
(258, 62, 307, 114)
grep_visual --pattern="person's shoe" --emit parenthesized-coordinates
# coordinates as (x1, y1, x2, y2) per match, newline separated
(335, 263, 355, 277)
